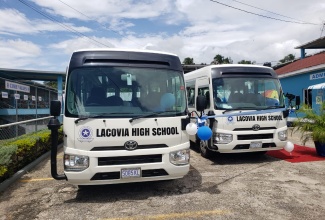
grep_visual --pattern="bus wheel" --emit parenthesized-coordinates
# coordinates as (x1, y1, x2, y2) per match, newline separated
(200, 139, 213, 158)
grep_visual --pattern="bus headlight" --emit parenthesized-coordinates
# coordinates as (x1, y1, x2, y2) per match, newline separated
(278, 130, 288, 141)
(169, 149, 190, 166)
(214, 133, 233, 144)
(64, 154, 89, 171)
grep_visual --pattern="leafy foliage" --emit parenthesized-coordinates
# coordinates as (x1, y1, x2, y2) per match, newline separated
(278, 54, 295, 64)
(0, 127, 63, 182)
(211, 54, 233, 64)
(43, 81, 65, 90)
(183, 57, 195, 65)
(238, 60, 256, 64)
(292, 102, 325, 145)
(0, 166, 8, 178)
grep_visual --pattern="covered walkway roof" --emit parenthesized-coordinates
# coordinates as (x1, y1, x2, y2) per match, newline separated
(0, 68, 65, 82)
(295, 36, 325, 49)
(308, 82, 325, 90)
(0, 68, 66, 96)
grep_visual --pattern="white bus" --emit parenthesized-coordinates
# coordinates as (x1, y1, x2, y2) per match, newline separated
(48, 48, 190, 186)
(185, 64, 289, 158)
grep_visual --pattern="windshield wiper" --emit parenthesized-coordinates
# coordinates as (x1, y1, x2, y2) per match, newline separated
(222, 107, 254, 114)
(263, 106, 282, 110)
(75, 113, 132, 124)
(129, 111, 175, 123)
(222, 109, 234, 114)
(75, 116, 90, 124)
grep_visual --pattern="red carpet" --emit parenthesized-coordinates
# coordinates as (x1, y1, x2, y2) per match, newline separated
(266, 145, 325, 163)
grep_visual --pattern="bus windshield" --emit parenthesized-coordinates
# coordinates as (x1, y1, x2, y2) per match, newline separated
(212, 77, 285, 110)
(65, 67, 186, 118)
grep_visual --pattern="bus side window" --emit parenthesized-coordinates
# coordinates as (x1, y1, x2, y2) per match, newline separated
(187, 87, 195, 107)
(198, 87, 210, 108)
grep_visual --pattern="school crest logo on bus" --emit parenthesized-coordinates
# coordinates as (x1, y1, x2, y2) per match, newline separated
(226, 116, 235, 125)
(78, 126, 94, 142)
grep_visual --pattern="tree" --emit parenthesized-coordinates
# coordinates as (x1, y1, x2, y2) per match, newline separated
(183, 57, 195, 65)
(43, 81, 64, 90)
(278, 54, 295, 64)
(211, 54, 233, 64)
(223, 57, 233, 64)
(238, 60, 256, 64)
(238, 60, 251, 64)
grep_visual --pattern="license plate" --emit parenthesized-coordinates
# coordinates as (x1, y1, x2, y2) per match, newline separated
(121, 168, 141, 178)
(250, 141, 262, 148)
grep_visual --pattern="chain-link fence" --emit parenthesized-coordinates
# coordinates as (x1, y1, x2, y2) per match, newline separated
(0, 77, 62, 144)
(0, 77, 60, 122)
(0, 116, 53, 143)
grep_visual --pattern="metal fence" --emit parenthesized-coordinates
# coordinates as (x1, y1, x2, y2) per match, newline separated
(0, 77, 58, 110)
(0, 116, 53, 143)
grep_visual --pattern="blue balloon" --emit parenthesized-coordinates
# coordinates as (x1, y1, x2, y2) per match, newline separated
(197, 126, 212, 141)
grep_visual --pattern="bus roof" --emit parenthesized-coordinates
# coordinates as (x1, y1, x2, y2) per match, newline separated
(185, 64, 277, 79)
(68, 48, 183, 72)
(193, 64, 273, 70)
(72, 48, 178, 57)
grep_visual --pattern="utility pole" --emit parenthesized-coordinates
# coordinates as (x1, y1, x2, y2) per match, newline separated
(321, 22, 325, 37)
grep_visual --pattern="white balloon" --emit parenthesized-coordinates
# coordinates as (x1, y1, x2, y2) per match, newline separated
(284, 141, 294, 153)
(186, 123, 198, 135)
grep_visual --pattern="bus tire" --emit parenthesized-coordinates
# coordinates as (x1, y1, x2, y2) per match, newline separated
(199, 139, 213, 158)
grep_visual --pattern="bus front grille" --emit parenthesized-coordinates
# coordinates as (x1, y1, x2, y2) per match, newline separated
(98, 154, 162, 166)
(233, 143, 276, 150)
(237, 133, 273, 140)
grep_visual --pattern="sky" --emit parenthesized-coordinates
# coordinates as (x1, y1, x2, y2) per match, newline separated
(0, 0, 325, 72)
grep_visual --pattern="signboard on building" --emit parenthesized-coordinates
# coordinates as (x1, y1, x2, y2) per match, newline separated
(5, 81, 30, 93)
(310, 72, 325, 80)
(2, 92, 8, 98)
(14, 94, 20, 100)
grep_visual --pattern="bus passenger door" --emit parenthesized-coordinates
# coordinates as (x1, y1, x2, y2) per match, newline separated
(195, 77, 210, 110)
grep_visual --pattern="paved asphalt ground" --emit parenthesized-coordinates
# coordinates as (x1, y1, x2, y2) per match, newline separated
(0, 128, 310, 194)
(0, 128, 324, 220)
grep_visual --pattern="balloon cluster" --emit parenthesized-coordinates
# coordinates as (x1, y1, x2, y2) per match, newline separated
(185, 115, 212, 141)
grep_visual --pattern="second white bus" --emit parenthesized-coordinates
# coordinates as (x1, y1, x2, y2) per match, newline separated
(185, 64, 289, 158)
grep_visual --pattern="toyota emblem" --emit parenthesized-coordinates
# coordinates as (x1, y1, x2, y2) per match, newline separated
(124, 140, 138, 151)
(252, 124, 260, 131)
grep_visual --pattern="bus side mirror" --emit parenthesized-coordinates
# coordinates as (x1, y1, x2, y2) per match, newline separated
(196, 95, 206, 112)
(295, 96, 300, 110)
(295, 96, 300, 106)
(50, 100, 61, 117)
(283, 109, 289, 118)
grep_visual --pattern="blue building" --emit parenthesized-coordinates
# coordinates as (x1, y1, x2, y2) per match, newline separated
(275, 36, 325, 118)
(0, 68, 65, 125)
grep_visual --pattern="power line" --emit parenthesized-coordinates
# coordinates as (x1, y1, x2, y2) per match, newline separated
(18, 0, 112, 48)
(210, 0, 321, 25)
(0, 0, 63, 45)
(231, 0, 316, 25)
(57, 0, 143, 48)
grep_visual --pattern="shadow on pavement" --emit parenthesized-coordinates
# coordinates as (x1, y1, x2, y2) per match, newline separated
(65, 165, 204, 203)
